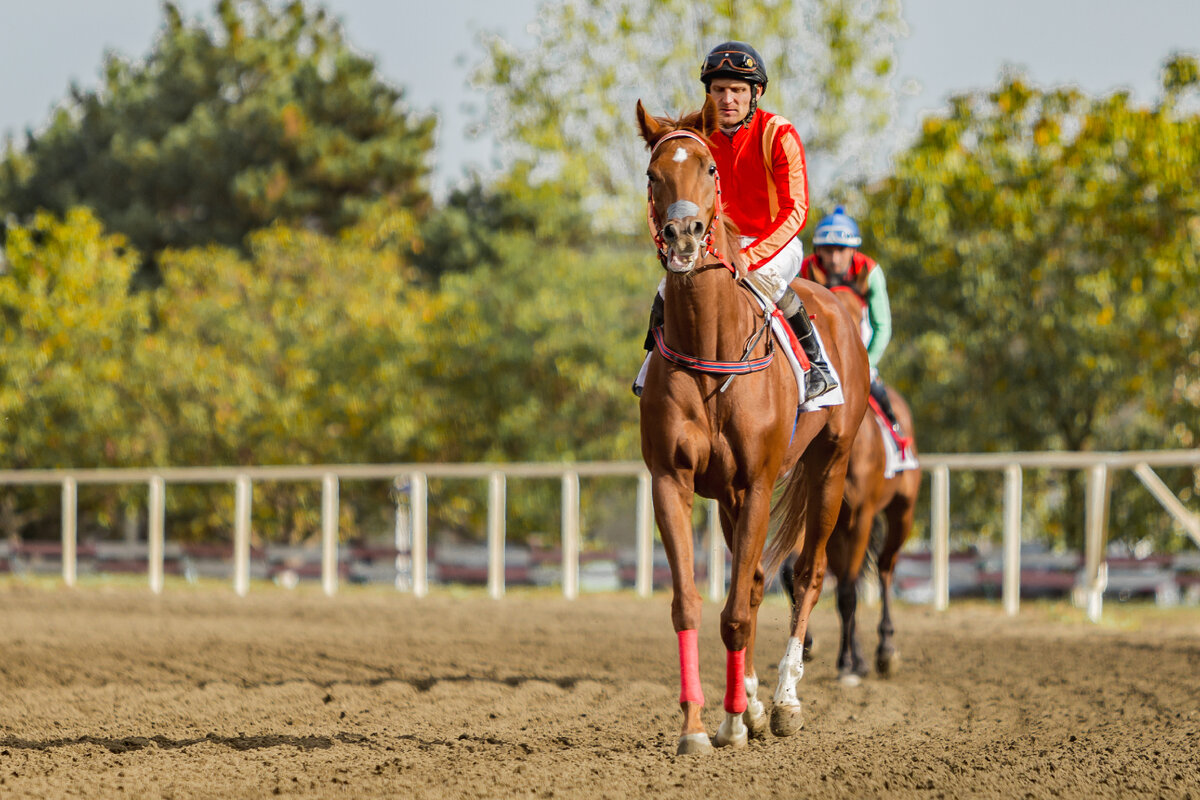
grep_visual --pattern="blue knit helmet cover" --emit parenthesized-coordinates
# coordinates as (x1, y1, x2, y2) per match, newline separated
(812, 206, 862, 247)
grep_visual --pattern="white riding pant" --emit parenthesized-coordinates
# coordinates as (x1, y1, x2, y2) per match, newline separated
(656, 236, 804, 304)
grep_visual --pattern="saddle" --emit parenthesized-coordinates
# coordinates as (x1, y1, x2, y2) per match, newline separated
(868, 395, 917, 477)
(741, 283, 844, 413)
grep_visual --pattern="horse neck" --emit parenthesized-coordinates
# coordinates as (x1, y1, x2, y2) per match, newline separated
(662, 266, 751, 362)
(833, 288, 865, 328)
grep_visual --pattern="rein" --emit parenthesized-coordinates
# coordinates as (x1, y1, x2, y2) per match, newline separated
(646, 130, 732, 273)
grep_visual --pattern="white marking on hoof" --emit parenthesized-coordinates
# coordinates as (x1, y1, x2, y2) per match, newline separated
(838, 672, 862, 687)
(676, 732, 713, 755)
(743, 671, 768, 738)
(773, 636, 805, 706)
(715, 712, 748, 748)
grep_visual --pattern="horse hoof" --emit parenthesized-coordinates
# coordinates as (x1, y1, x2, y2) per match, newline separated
(877, 649, 900, 676)
(745, 707, 770, 739)
(715, 715, 748, 749)
(770, 703, 804, 737)
(676, 733, 714, 755)
(838, 671, 861, 687)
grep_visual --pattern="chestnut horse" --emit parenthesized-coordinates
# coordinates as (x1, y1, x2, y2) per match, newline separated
(783, 282, 921, 683)
(636, 98, 869, 755)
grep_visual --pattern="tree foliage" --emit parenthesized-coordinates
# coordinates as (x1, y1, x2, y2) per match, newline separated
(474, 0, 906, 228)
(861, 55, 1200, 548)
(0, 0, 434, 267)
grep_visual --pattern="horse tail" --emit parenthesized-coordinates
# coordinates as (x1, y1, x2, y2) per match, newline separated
(861, 512, 887, 582)
(763, 462, 809, 581)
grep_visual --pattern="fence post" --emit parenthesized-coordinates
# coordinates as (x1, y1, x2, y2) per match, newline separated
(487, 472, 506, 599)
(562, 471, 580, 599)
(321, 472, 339, 597)
(148, 476, 165, 595)
(410, 472, 428, 598)
(1084, 464, 1111, 622)
(61, 477, 77, 588)
(707, 498, 723, 602)
(1002, 464, 1022, 616)
(393, 477, 412, 591)
(234, 475, 251, 597)
(931, 465, 950, 610)
(635, 472, 653, 598)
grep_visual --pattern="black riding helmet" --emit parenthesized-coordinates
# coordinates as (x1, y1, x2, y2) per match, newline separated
(699, 41, 768, 95)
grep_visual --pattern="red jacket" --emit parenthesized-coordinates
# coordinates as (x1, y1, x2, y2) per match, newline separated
(708, 109, 810, 270)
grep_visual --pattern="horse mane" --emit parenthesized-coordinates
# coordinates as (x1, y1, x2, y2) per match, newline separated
(639, 101, 748, 277)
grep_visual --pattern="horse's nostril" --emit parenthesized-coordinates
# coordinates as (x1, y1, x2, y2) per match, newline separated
(663, 223, 678, 241)
(688, 220, 704, 237)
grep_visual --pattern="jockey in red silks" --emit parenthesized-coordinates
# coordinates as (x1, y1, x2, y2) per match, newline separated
(634, 40, 837, 402)
(801, 206, 909, 443)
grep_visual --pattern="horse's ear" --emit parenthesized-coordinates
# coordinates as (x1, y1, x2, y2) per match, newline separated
(854, 263, 872, 296)
(637, 99, 664, 148)
(810, 262, 830, 287)
(699, 95, 719, 137)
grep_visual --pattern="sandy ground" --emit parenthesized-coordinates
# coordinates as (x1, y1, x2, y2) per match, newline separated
(1, 580, 1198, 799)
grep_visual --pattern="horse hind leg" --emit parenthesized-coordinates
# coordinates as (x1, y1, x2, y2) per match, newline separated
(779, 555, 815, 660)
(772, 449, 850, 736)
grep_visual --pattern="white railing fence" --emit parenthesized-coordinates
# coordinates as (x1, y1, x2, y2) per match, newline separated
(2, 450, 1198, 622)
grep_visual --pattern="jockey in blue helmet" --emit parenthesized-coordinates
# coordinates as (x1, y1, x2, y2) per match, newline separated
(800, 206, 908, 442)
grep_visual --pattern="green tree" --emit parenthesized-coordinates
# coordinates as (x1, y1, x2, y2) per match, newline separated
(0, 209, 157, 538)
(0, 209, 153, 470)
(0, 0, 434, 270)
(474, 0, 906, 229)
(861, 55, 1200, 549)
(140, 210, 427, 541)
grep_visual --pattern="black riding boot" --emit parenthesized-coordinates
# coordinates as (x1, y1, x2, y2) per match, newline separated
(870, 378, 904, 437)
(642, 292, 664, 351)
(778, 288, 837, 401)
(632, 293, 665, 397)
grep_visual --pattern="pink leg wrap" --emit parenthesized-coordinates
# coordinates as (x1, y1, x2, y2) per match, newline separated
(677, 629, 704, 706)
(724, 648, 747, 714)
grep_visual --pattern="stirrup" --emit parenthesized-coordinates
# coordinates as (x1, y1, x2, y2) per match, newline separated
(804, 369, 836, 402)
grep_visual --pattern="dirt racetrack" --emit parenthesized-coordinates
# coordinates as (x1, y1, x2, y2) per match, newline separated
(1, 581, 1197, 799)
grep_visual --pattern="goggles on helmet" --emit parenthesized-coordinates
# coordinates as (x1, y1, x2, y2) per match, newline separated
(701, 50, 759, 77)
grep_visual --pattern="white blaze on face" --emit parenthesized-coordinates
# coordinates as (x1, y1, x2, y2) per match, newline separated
(773, 636, 805, 707)
(673, 146, 689, 163)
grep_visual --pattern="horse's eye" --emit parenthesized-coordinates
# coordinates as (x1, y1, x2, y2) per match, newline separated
(708, 164, 717, 175)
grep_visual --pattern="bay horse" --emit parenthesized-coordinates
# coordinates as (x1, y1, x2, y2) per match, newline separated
(783, 279, 921, 683)
(636, 97, 869, 755)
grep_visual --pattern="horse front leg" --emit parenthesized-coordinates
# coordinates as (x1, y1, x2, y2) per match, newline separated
(876, 500, 915, 676)
(715, 487, 772, 749)
(828, 508, 873, 686)
(715, 508, 769, 742)
(653, 475, 710, 755)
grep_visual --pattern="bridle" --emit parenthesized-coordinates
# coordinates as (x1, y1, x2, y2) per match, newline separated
(645, 130, 732, 273)
(644, 130, 770, 389)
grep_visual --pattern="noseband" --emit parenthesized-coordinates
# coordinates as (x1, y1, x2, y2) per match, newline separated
(646, 131, 732, 273)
